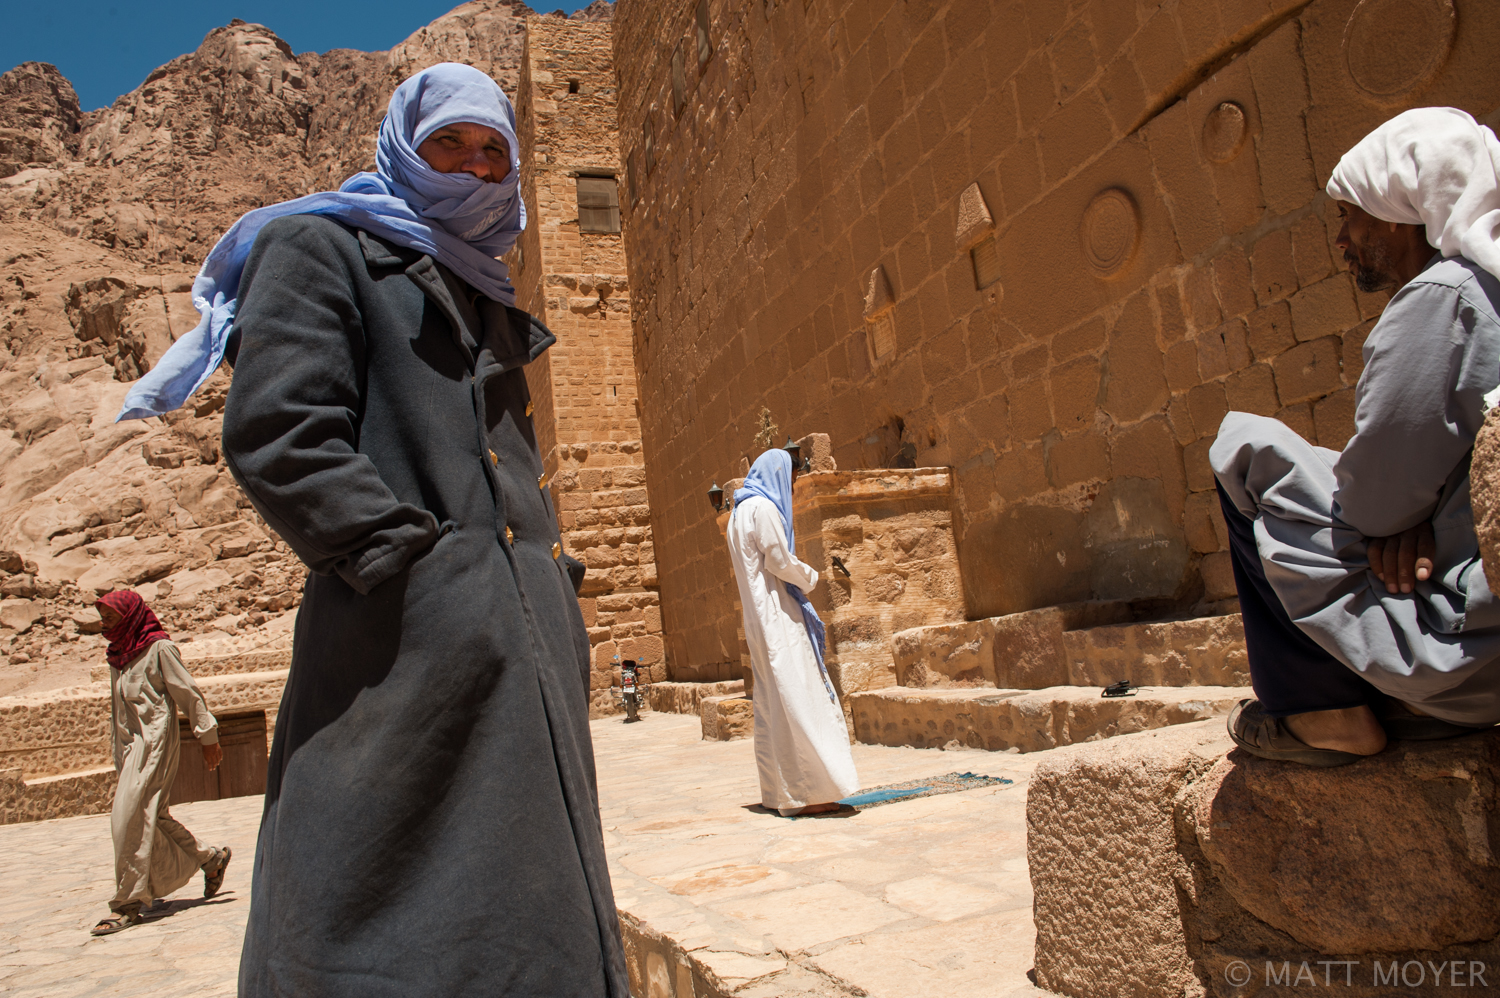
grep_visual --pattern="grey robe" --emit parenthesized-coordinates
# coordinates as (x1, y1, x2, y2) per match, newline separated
(222, 216, 627, 997)
(109, 639, 218, 909)
(1213, 254, 1500, 725)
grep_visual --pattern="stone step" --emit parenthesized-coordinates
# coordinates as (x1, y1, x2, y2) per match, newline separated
(849, 684, 1247, 753)
(893, 602, 1247, 690)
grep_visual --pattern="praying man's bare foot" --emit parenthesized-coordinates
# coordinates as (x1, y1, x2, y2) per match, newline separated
(796, 802, 843, 815)
(1283, 705, 1386, 756)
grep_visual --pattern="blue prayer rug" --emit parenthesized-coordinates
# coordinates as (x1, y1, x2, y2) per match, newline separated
(836, 771, 1013, 811)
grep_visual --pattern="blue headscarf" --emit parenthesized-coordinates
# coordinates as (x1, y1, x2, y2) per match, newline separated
(116, 63, 526, 421)
(734, 449, 836, 703)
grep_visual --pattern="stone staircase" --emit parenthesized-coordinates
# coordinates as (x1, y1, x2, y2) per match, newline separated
(0, 638, 290, 824)
(689, 600, 1251, 754)
(846, 601, 1249, 752)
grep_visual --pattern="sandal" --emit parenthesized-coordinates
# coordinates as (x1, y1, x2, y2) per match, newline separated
(1227, 699, 1364, 768)
(203, 846, 232, 898)
(1376, 699, 1486, 741)
(91, 904, 142, 936)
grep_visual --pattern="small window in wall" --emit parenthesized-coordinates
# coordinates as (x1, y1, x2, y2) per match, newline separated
(568, 79, 580, 94)
(696, 0, 713, 70)
(671, 47, 687, 115)
(577, 176, 621, 234)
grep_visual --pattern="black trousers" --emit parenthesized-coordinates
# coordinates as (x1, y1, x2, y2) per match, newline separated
(1217, 482, 1382, 717)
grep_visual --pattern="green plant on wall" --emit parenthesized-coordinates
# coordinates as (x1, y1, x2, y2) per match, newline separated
(752, 406, 779, 450)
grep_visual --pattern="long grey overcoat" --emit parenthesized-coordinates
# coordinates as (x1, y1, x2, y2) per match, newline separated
(221, 215, 627, 997)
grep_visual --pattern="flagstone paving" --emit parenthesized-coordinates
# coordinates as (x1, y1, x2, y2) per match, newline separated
(1, 712, 1055, 997)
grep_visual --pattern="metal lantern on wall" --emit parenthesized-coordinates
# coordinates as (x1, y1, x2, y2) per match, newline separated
(708, 482, 725, 512)
(783, 435, 801, 470)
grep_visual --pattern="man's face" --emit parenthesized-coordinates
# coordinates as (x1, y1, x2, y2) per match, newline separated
(96, 604, 123, 630)
(415, 122, 512, 183)
(1334, 201, 1403, 293)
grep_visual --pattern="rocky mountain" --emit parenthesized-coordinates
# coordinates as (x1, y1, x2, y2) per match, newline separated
(0, 0, 612, 697)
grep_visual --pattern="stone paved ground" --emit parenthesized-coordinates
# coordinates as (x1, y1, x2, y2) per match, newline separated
(2, 713, 1052, 997)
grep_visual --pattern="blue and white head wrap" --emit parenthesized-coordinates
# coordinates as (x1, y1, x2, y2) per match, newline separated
(117, 62, 525, 420)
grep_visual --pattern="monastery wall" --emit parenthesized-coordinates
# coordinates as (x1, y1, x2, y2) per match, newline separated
(512, 18, 662, 707)
(612, 0, 1500, 677)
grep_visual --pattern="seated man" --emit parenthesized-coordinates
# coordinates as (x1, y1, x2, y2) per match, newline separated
(1212, 107, 1500, 766)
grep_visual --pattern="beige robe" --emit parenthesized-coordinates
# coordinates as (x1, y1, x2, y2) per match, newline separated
(108, 639, 219, 910)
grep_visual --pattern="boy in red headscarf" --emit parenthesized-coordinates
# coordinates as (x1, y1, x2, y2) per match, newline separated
(90, 590, 232, 936)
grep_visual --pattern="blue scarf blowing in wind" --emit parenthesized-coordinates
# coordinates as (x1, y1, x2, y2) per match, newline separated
(734, 449, 837, 703)
(117, 63, 526, 421)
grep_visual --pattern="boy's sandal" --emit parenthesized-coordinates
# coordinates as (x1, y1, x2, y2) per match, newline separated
(91, 908, 142, 936)
(203, 846, 232, 898)
(1376, 700, 1485, 741)
(1227, 699, 1365, 768)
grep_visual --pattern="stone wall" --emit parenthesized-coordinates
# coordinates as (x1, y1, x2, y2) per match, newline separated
(512, 17, 663, 708)
(612, 0, 1500, 672)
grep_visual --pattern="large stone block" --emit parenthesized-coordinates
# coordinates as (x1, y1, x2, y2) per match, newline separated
(1064, 614, 1249, 688)
(850, 684, 1245, 752)
(1472, 406, 1500, 597)
(1030, 721, 1500, 998)
(700, 695, 753, 742)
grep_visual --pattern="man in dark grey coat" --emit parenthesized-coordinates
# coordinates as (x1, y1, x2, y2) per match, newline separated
(178, 65, 627, 996)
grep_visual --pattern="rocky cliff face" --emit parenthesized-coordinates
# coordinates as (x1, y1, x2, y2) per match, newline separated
(0, 0, 612, 697)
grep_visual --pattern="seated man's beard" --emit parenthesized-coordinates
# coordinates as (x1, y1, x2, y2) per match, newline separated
(1346, 239, 1398, 292)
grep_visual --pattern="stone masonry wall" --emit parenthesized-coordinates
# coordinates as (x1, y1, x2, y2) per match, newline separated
(512, 18, 663, 706)
(612, 0, 1500, 674)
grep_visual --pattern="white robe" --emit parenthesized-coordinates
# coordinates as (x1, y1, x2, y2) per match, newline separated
(727, 496, 859, 811)
(109, 639, 219, 909)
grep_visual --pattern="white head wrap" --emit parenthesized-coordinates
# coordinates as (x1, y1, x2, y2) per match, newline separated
(1326, 107, 1500, 280)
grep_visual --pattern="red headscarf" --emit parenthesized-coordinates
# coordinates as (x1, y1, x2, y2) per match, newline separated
(97, 590, 172, 670)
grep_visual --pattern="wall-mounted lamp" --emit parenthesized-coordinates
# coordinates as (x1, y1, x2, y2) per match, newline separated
(708, 482, 726, 512)
(783, 436, 809, 473)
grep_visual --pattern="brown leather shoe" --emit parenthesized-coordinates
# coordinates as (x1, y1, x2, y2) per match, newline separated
(203, 846, 232, 898)
(1227, 699, 1365, 767)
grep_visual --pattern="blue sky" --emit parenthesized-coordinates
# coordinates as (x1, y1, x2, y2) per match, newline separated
(3, 1, 595, 112)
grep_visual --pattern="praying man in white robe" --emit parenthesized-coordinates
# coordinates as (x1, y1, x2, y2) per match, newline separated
(1213, 108, 1500, 767)
(727, 448, 859, 815)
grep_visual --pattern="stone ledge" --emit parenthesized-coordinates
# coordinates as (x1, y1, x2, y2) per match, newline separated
(0, 764, 115, 825)
(1029, 721, 1500, 998)
(850, 685, 1247, 752)
(647, 679, 744, 715)
(892, 604, 1246, 690)
(0, 669, 287, 781)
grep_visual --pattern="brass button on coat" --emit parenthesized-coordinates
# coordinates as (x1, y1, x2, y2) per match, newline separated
(489, 449, 498, 465)
(551, 542, 561, 560)
(505, 526, 514, 544)
(538, 472, 549, 489)
(525, 400, 534, 417)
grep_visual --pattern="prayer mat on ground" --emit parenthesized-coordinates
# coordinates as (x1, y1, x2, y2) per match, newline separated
(836, 771, 1013, 810)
